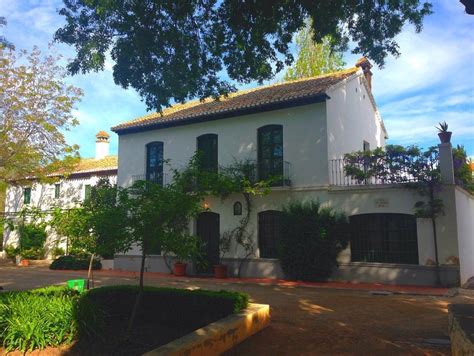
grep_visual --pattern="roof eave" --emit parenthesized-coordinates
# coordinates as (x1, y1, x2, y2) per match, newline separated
(112, 93, 329, 135)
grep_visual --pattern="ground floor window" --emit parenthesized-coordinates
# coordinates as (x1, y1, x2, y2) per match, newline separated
(258, 210, 282, 258)
(349, 213, 419, 264)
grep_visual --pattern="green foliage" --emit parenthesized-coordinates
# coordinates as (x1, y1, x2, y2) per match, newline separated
(55, 0, 431, 111)
(51, 246, 65, 258)
(20, 247, 45, 260)
(18, 224, 46, 250)
(50, 207, 90, 253)
(4, 245, 18, 259)
(161, 233, 200, 264)
(50, 255, 102, 270)
(0, 287, 79, 352)
(0, 45, 81, 185)
(284, 20, 344, 81)
(85, 285, 249, 314)
(436, 121, 449, 132)
(278, 201, 349, 281)
(453, 145, 474, 193)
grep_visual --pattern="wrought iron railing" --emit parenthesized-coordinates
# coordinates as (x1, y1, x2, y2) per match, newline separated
(255, 161, 291, 187)
(131, 173, 170, 186)
(329, 158, 418, 186)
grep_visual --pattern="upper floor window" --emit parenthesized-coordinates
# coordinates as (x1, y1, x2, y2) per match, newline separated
(146, 141, 164, 185)
(258, 125, 283, 182)
(84, 184, 91, 200)
(23, 187, 31, 205)
(197, 134, 218, 173)
(54, 184, 60, 199)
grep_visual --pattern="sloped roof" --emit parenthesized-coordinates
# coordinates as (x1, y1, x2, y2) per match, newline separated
(112, 67, 360, 134)
(71, 155, 117, 175)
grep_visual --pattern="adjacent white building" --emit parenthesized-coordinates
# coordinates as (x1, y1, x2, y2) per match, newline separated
(112, 58, 473, 286)
(2, 131, 117, 256)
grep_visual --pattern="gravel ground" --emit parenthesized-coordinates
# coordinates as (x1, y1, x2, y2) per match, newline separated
(2, 262, 473, 355)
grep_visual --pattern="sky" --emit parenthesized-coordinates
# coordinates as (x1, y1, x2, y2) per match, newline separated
(1, 0, 473, 159)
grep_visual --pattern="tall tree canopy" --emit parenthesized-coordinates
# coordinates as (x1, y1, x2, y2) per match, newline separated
(0, 17, 14, 50)
(284, 20, 345, 81)
(0, 46, 82, 187)
(55, 0, 432, 111)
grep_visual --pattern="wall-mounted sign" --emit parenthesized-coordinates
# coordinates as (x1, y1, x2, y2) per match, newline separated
(375, 198, 389, 208)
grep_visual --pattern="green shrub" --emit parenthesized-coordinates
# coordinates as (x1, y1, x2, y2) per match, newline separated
(51, 246, 66, 258)
(278, 200, 349, 281)
(49, 255, 102, 270)
(18, 224, 47, 251)
(20, 247, 45, 260)
(0, 287, 80, 352)
(4, 245, 19, 259)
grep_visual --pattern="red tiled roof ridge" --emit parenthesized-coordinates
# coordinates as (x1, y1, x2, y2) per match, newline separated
(112, 66, 360, 132)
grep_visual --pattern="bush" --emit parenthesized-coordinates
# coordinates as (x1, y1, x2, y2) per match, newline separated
(20, 247, 45, 260)
(278, 200, 349, 281)
(0, 286, 80, 352)
(51, 246, 66, 258)
(4, 244, 19, 259)
(50, 255, 102, 270)
(18, 224, 47, 251)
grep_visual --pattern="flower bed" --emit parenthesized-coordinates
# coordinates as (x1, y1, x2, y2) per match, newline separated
(0, 285, 248, 354)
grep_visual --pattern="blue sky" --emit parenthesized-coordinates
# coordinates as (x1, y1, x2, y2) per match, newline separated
(1, 0, 473, 158)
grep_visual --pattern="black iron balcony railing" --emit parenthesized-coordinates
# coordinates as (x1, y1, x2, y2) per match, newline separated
(131, 173, 170, 186)
(329, 158, 418, 186)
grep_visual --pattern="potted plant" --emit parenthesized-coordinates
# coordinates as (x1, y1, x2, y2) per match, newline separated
(163, 233, 200, 277)
(436, 121, 452, 143)
(214, 231, 232, 279)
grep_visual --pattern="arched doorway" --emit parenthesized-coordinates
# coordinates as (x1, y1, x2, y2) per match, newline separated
(349, 213, 418, 264)
(196, 212, 220, 273)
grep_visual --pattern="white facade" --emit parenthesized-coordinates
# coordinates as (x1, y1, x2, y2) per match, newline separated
(113, 67, 470, 286)
(2, 132, 117, 257)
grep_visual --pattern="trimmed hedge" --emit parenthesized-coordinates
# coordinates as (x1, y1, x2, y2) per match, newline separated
(49, 255, 102, 270)
(0, 285, 249, 353)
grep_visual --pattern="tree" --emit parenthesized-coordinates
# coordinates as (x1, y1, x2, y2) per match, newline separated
(344, 145, 444, 285)
(0, 46, 82, 188)
(55, 0, 432, 111)
(284, 20, 344, 81)
(0, 17, 14, 49)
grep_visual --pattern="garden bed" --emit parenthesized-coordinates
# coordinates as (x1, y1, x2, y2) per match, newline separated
(0, 285, 248, 355)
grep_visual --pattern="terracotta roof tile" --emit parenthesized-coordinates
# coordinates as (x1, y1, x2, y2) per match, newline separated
(112, 67, 360, 133)
(72, 155, 117, 174)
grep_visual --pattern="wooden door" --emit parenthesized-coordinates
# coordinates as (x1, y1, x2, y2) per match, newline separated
(196, 212, 220, 273)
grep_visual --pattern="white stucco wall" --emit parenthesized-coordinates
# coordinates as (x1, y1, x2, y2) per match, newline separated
(2, 173, 117, 256)
(454, 186, 474, 284)
(325, 72, 386, 159)
(118, 103, 329, 189)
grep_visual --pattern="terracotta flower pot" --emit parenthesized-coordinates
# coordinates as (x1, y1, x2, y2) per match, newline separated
(214, 264, 228, 279)
(173, 262, 187, 276)
(21, 259, 29, 267)
(438, 131, 452, 143)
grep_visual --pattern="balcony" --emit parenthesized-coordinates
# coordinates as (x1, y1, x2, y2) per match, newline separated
(131, 173, 170, 186)
(256, 161, 292, 187)
(329, 158, 417, 186)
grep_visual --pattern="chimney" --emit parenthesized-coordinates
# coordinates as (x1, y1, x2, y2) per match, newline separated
(355, 57, 373, 91)
(95, 131, 110, 160)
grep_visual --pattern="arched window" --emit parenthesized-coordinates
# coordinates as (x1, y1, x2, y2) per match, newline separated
(349, 213, 418, 264)
(197, 134, 218, 173)
(233, 202, 242, 216)
(257, 125, 283, 182)
(258, 210, 283, 258)
(146, 141, 164, 186)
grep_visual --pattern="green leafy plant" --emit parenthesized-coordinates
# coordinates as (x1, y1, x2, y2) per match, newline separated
(278, 200, 349, 281)
(4, 244, 19, 259)
(436, 121, 449, 132)
(0, 287, 80, 352)
(51, 246, 66, 258)
(50, 255, 102, 270)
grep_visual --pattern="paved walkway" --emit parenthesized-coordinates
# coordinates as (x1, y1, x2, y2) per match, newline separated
(1, 263, 473, 355)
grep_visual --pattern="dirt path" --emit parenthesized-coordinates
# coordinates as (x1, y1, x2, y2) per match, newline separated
(2, 264, 473, 355)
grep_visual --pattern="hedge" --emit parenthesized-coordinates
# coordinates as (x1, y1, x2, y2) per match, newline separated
(0, 285, 249, 353)
(49, 255, 102, 270)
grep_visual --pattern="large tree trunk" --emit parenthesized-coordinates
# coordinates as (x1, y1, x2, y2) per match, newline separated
(126, 249, 146, 337)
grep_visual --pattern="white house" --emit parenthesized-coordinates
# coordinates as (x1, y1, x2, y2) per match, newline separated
(113, 58, 469, 287)
(2, 131, 117, 257)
